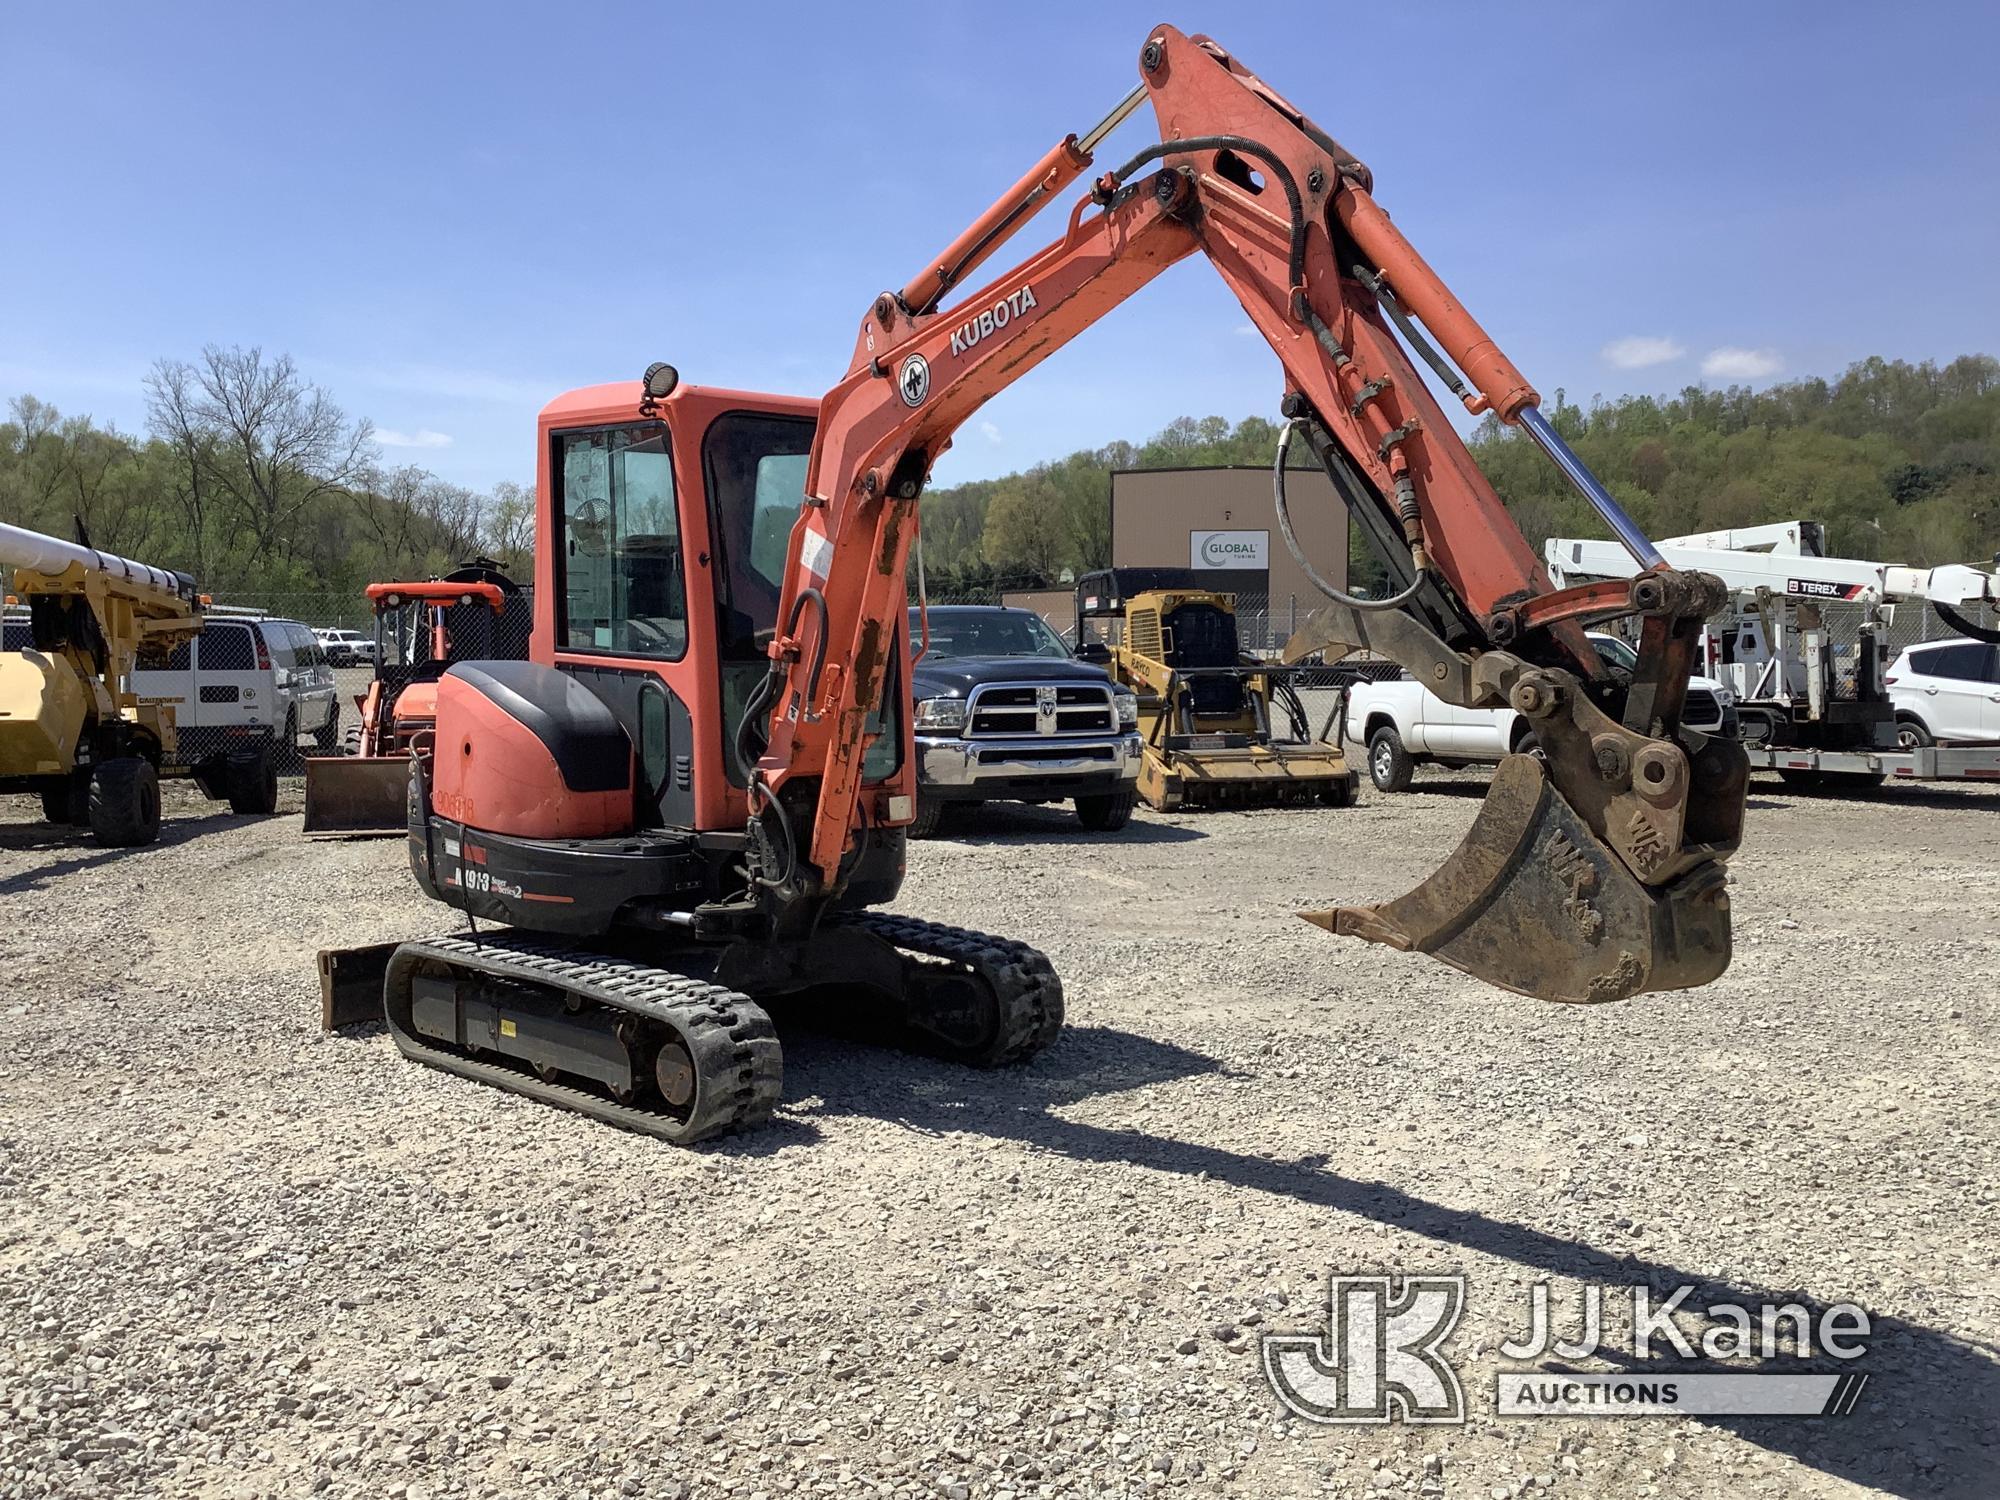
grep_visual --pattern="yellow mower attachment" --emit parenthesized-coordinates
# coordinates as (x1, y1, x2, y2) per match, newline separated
(1073, 569, 1357, 812)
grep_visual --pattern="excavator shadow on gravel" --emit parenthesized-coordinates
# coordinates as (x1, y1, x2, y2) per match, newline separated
(321, 24, 1747, 1144)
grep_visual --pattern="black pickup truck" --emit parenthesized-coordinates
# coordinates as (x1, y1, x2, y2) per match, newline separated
(906, 605, 1142, 836)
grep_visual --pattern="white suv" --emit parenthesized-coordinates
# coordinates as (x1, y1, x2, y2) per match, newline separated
(1344, 633, 1737, 793)
(1887, 638, 2000, 745)
(314, 627, 377, 667)
(133, 617, 341, 769)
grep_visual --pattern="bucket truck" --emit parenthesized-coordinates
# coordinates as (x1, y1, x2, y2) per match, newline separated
(0, 520, 274, 844)
(1546, 522, 2000, 786)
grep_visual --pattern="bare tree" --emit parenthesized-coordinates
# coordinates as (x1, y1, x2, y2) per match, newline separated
(420, 478, 485, 563)
(351, 467, 490, 576)
(350, 463, 432, 569)
(144, 345, 375, 581)
(144, 359, 217, 583)
(482, 481, 536, 575)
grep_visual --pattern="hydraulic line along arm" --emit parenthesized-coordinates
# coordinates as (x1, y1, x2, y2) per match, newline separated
(749, 25, 1747, 1004)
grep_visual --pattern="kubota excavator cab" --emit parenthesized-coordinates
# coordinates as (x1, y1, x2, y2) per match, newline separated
(400, 379, 911, 932)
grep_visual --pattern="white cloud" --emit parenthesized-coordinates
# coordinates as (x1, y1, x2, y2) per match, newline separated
(1701, 347, 1783, 380)
(376, 427, 454, 449)
(1601, 335, 1685, 370)
(1236, 324, 1260, 336)
(979, 420, 1002, 444)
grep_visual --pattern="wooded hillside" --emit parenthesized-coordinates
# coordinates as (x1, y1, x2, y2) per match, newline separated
(921, 354, 2000, 595)
(1, 346, 532, 601)
(6, 351, 1994, 607)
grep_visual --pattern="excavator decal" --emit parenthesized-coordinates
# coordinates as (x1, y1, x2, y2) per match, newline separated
(948, 285, 1040, 355)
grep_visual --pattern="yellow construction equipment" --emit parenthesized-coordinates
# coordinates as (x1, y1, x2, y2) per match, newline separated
(0, 520, 272, 844)
(1074, 569, 1356, 811)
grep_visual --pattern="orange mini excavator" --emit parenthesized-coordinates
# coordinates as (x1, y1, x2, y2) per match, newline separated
(322, 25, 1747, 1142)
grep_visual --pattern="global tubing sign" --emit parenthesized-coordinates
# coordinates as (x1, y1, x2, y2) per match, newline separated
(1191, 529, 1269, 569)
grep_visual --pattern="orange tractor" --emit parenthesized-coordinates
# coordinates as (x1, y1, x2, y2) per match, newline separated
(302, 564, 525, 835)
(321, 25, 1747, 1142)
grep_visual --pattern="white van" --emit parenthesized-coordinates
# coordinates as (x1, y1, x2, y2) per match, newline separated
(133, 617, 341, 769)
(1887, 638, 2000, 745)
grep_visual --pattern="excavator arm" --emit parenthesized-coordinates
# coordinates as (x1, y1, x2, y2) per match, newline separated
(743, 24, 1748, 1004)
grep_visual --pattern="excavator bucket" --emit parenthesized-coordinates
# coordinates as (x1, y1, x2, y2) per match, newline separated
(1305, 754, 1731, 1003)
(301, 755, 410, 838)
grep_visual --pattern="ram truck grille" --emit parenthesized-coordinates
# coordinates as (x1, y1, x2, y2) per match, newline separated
(965, 683, 1115, 738)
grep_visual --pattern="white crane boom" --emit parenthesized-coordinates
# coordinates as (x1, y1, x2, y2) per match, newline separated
(1543, 526, 1997, 611)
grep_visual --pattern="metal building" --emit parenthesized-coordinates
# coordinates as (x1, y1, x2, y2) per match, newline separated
(1108, 466, 1349, 649)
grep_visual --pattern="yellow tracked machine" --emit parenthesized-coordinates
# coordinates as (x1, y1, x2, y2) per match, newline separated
(1074, 568, 1356, 811)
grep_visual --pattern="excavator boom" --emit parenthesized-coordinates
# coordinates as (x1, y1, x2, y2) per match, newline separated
(737, 25, 1748, 1003)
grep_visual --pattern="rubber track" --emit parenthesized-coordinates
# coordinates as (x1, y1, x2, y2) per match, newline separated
(384, 932, 782, 1144)
(843, 911, 1065, 1065)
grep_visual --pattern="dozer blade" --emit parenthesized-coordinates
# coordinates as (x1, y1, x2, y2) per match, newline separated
(1304, 754, 1730, 1003)
(301, 755, 410, 838)
(318, 941, 399, 1029)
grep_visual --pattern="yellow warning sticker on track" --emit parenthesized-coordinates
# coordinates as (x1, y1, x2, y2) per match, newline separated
(500, 1019, 517, 1038)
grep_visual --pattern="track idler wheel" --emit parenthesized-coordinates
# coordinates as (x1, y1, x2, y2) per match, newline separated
(1304, 755, 1731, 1003)
(654, 1037, 698, 1110)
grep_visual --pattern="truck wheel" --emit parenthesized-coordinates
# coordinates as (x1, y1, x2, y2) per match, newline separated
(41, 769, 91, 825)
(1075, 790, 1136, 832)
(314, 713, 342, 755)
(226, 746, 280, 815)
(1367, 725, 1414, 793)
(88, 757, 162, 847)
(1895, 717, 1933, 750)
(276, 711, 303, 772)
(908, 795, 947, 839)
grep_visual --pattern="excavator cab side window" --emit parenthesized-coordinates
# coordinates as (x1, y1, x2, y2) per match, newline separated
(553, 424, 687, 661)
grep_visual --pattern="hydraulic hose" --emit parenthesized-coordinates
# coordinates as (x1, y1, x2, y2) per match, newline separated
(1273, 420, 1426, 611)
(1100, 135, 1308, 294)
(1935, 600, 2000, 645)
(1353, 264, 1473, 405)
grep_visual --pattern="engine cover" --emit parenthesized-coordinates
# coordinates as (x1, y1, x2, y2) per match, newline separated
(430, 662, 634, 839)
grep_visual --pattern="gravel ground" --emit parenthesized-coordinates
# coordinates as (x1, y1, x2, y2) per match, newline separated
(0, 756, 1995, 1500)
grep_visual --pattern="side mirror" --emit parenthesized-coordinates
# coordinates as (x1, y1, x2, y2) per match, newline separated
(1077, 642, 1112, 666)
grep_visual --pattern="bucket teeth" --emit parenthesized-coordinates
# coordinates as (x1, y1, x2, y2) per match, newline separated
(1303, 755, 1731, 1004)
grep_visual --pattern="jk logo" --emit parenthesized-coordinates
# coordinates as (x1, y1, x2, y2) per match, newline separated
(1262, 1275, 1467, 1424)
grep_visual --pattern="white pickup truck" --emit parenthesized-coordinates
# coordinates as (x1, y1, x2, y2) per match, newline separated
(1343, 632, 1737, 792)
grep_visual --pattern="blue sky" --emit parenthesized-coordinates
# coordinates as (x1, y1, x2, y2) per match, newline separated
(3, 2, 1996, 494)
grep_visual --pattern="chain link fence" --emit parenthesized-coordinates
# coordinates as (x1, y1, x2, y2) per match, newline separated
(987, 586, 1324, 654)
(206, 593, 395, 633)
